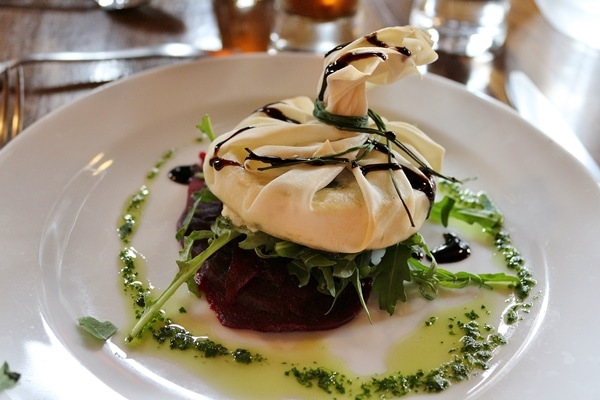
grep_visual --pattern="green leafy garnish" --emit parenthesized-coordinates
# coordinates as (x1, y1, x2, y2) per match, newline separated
(125, 114, 530, 341)
(127, 217, 242, 342)
(0, 362, 20, 391)
(175, 187, 219, 241)
(77, 316, 118, 340)
(126, 177, 527, 342)
(371, 240, 413, 314)
(196, 114, 216, 142)
(430, 180, 503, 232)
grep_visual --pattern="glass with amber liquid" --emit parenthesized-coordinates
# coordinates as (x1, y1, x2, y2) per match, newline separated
(270, 0, 361, 53)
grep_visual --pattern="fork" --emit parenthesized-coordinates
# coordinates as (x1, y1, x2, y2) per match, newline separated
(0, 43, 222, 147)
(0, 66, 24, 147)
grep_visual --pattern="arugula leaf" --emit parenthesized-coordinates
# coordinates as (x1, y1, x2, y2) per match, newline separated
(177, 229, 215, 297)
(238, 230, 279, 256)
(0, 362, 20, 391)
(371, 242, 413, 315)
(176, 188, 220, 241)
(77, 316, 118, 340)
(430, 180, 503, 232)
(404, 227, 520, 302)
(350, 269, 371, 321)
(175, 197, 201, 242)
(434, 196, 455, 227)
(126, 176, 526, 342)
(174, 186, 227, 297)
(127, 217, 241, 342)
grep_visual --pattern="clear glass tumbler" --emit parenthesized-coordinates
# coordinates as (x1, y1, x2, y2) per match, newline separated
(409, 0, 511, 57)
(269, 0, 361, 53)
(534, 0, 600, 50)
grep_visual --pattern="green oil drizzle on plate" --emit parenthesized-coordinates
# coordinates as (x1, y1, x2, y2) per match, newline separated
(115, 149, 536, 399)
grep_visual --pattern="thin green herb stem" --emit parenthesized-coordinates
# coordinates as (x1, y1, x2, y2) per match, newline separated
(252, 142, 372, 171)
(196, 115, 216, 141)
(385, 135, 416, 226)
(313, 101, 457, 183)
(126, 229, 241, 342)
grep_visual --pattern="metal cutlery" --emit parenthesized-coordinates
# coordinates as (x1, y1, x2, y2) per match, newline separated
(0, 43, 221, 147)
(0, 43, 219, 75)
(93, 0, 149, 10)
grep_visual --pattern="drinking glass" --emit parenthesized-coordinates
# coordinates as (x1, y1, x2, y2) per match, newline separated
(534, 0, 600, 50)
(269, 0, 361, 53)
(409, 0, 511, 57)
(213, 0, 274, 52)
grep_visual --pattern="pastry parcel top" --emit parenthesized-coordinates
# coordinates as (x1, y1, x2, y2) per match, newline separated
(203, 26, 445, 253)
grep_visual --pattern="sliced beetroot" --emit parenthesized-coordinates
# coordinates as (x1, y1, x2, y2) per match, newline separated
(196, 240, 371, 332)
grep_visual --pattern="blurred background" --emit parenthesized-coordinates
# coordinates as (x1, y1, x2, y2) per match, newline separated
(0, 0, 598, 163)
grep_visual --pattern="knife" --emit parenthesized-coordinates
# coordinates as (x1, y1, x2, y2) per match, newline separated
(506, 70, 600, 182)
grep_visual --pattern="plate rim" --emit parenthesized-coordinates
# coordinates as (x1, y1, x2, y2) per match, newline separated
(1, 53, 599, 400)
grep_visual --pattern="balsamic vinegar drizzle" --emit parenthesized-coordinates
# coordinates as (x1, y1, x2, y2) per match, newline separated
(168, 165, 195, 184)
(317, 50, 387, 101)
(245, 148, 352, 168)
(365, 32, 412, 56)
(318, 31, 412, 101)
(208, 126, 253, 170)
(256, 103, 301, 124)
(167, 165, 464, 264)
(206, 31, 456, 228)
(125, 29, 537, 400)
(431, 232, 471, 263)
(208, 119, 436, 204)
(312, 32, 456, 182)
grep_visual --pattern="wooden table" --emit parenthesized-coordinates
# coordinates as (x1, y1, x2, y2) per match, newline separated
(1, 0, 599, 163)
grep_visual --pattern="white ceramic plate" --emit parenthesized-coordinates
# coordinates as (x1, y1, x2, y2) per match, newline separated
(1, 54, 599, 400)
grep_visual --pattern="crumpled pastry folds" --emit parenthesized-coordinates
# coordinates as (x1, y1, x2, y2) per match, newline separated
(319, 26, 438, 117)
(203, 26, 444, 253)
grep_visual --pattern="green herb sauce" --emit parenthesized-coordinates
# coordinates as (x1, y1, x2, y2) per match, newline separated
(117, 149, 262, 365)
(115, 151, 537, 399)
